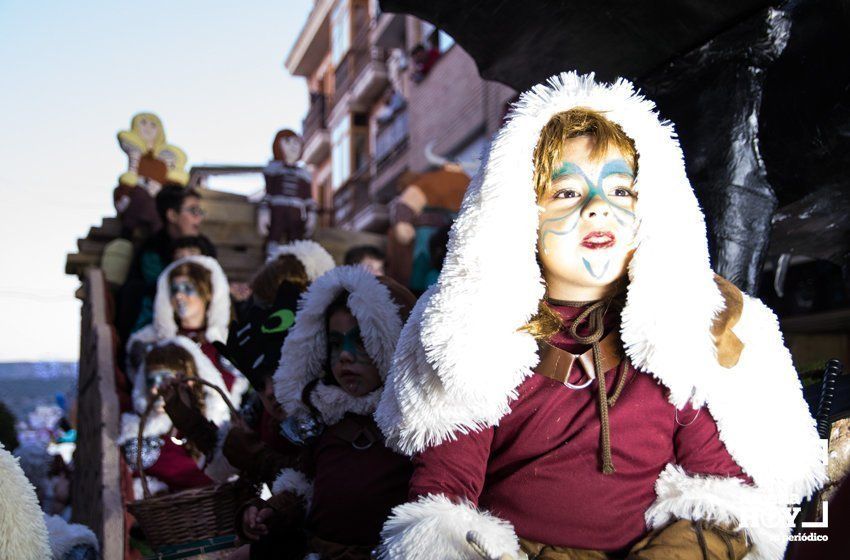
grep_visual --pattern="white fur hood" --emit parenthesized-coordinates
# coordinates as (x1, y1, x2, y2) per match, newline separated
(274, 266, 411, 425)
(266, 239, 336, 281)
(376, 72, 824, 512)
(121, 335, 240, 444)
(153, 255, 231, 344)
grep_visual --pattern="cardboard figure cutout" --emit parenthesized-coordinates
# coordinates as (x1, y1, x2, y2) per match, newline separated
(258, 129, 316, 255)
(387, 164, 469, 291)
(113, 112, 189, 236)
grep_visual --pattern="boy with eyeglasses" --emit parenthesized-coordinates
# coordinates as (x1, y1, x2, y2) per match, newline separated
(117, 185, 209, 344)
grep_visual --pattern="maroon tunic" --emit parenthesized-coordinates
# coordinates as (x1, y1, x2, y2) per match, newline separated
(409, 304, 750, 551)
(134, 437, 213, 492)
(307, 413, 413, 546)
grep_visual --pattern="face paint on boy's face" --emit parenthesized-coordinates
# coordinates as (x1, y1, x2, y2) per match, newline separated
(537, 136, 638, 299)
(327, 326, 371, 366)
(169, 275, 206, 328)
(327, 309, 382, 398)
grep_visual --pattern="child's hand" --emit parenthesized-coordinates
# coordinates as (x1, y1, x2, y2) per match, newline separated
(241, 505, 274, 541)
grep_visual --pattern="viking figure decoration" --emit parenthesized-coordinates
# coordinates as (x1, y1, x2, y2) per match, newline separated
(258, 129, 317, 256)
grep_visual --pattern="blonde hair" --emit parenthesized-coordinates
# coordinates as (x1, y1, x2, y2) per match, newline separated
(130, 112, 166, 149)
(532, 107, 638, 202)
(524, 108, 638, 340)
(250, 254, 309, 305)
(169, 262, 213, 308)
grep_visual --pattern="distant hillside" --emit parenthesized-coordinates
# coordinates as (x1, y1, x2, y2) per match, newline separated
(0, 362, 77, 420)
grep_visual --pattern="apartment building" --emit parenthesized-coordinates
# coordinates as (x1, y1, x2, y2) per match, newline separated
(285, 0, 515, 232)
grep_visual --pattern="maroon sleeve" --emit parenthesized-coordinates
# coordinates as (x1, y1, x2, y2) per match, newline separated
(409, 427, 495, 505)
(146, 439, 213, 490)
(674, 404, 752, 483)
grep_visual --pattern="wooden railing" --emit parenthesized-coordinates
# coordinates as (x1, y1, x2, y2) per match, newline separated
(71, 269, 125, 559)
(302, 92, 327, 143)
(333, 168, 371, 227)
(375, 109, 409, 171)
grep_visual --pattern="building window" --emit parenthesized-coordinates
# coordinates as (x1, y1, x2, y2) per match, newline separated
(331, 116, 351, 190)
(331, 0, 351, 67)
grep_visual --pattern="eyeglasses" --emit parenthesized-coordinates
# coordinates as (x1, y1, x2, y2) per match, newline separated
(170, 281, 198, 297)
(181, 205, 205, 217)
(147, 369, 175, 389)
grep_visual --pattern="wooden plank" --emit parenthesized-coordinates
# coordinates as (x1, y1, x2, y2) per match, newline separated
(196, 187, 252, 203)
(200, 198, 256, 224)
(78, 238, 107, 255)
(313, 227, 386, 264)
(66, 252, 99, 276)
(71, 271, 124, 558)
(200, 222, 263, 248)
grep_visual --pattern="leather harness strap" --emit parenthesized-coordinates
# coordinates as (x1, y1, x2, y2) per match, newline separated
(534, 328, 625, 384)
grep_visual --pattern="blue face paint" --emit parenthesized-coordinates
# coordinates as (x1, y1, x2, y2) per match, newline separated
(328, 325, 370, 366)
(582, 257, 610, 280)
(540, 158, 637, 267)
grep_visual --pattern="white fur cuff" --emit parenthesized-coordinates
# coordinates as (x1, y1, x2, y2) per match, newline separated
(272, 468, 314, 510)
(132, 476, 168, 500)
(645, 464, 792, 560)
(377, 494, 520, 560)
(44, 514, 99, 558)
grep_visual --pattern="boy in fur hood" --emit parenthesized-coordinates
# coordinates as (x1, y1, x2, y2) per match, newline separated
(236, 266, 416, 559)
(375, 73, 825, 560)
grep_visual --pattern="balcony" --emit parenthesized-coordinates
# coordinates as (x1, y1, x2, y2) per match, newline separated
(333, 27, 388, 111)
(350, 200, 390, 233)
(333, 166, 371, 228)
(372, 12, 406, 49)
(302, 93, 330, 165)
(375, 109, 408, 172)
(285, 0, 333, 78)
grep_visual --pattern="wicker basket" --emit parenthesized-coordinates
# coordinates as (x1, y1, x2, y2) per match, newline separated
(127, 377, 258, 549)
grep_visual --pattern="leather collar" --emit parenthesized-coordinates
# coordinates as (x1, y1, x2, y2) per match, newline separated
(534, 328, 624, 384)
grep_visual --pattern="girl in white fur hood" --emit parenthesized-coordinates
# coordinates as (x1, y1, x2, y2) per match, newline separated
(117, 337, 236, 498)
(236, 266, 416, 560)
(375, 72, 825, 560)
(126, 255, 249, 414)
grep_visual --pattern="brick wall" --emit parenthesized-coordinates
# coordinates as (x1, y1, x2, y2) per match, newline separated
(406, 44, 515, 173)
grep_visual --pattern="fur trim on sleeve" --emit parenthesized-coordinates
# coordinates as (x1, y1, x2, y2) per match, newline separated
(377, 494, 520, 560)
(153, 255, 231, 343)
(272, 468, 314, 510)
(117, 412, 173, 445)
(201, 421, 239, 483)
(266, 239, 336, 281)
(0, 444, 52, 560)
(43, 514, 99, 559)
(645, 465, 791, 560)
(132, 476, 168, 500)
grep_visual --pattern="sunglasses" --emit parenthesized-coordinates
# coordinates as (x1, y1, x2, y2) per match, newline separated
(170, 281, 198, 297)
(147, 369, 175, 389)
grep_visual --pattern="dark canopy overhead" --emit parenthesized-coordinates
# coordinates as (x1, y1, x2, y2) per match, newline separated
(381, 0, 773, 90)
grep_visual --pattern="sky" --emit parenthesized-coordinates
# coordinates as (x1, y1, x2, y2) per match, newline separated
(0, 0, 312, 361)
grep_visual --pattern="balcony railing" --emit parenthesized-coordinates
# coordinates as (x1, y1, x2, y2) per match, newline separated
(375, 109, 408, 172)
(333, 26, 386, 109)
(333, 165, 371, 226)
(302, 92, 326, 142)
